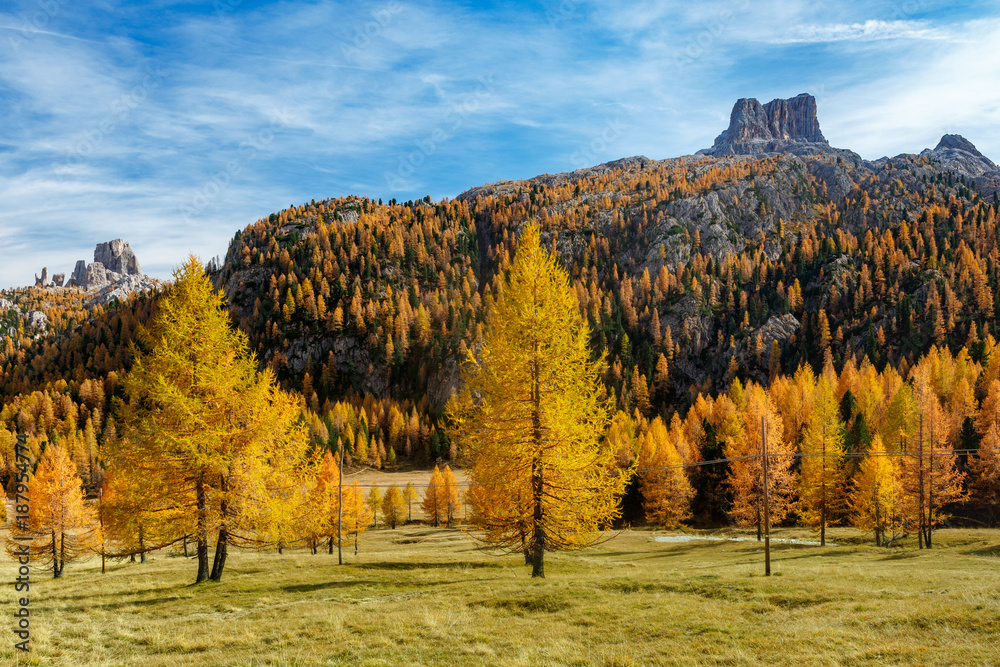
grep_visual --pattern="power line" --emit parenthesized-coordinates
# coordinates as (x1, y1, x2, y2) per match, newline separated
(342, 446, 1000, 486)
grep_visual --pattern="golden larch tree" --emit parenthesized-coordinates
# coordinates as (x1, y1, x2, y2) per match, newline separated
(366, 486, 383, 528)
(450, 223, 631, 578)
(724, 381, 797, 540)
(440, 464, 462, 525)
(342, 480, 372, 555)
(421, 465, 447, 527)
(111, 256, 314, 583)
(7, 444, 95, 578)
(304, 451, 340, 554)
(403, 481, 416, 523)
(969, 423, 1000, 523)
(797, 377, 846, 545)
(380, 485, 407, 528)
(900, 365, 966, 548)
(638, 417, 694, 527)
(851, 435, 904, 546)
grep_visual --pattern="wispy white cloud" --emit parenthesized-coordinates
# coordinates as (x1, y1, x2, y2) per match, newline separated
(1, 1, 1000, 290)
(768, 19, 950, 44)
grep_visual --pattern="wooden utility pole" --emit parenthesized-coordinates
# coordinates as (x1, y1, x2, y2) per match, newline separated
(761, 415, 771, 577)
(338, 443, 344, 565)
(99, 486, 106, 574)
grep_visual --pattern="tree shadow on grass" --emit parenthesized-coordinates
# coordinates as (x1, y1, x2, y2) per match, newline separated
(961, 544, 1000, 557)
(360, 560, 502, 571)
(282, 580, 383, 594)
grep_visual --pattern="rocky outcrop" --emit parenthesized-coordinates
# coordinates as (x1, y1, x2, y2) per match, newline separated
(34, 267, 50, 287)
(26, 310, 48, 330)
(700, 93, 832, 157)
(69, 260, 88, 287)
(31, 240, 161, 305)
(84, 262, 110, 290)
(756, 314, 800, 350)
(84, 273, 158, 307)
(94, 239, 142, 276)
(921, 134, 999, 178)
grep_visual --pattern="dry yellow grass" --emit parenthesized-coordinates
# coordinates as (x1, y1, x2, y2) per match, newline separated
(2, 524, 999, 666)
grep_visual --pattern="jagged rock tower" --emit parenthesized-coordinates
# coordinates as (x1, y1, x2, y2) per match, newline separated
(700, 93, 830, 157)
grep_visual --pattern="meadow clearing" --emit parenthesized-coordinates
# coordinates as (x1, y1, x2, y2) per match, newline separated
(3, 490, 999, 667)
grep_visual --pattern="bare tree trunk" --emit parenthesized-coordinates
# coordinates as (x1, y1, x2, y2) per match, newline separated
(52, 529, 61, 578)
(210, 476, 229, 581)
(196, 470, 210, 583)
(530, 347, 545, 579)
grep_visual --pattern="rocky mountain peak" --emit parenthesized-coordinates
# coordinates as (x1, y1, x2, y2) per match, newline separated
(31, 239, 159, 305)
(921, 133, 998, 178)
(935, 134, 983, 156)
(94, 239, 142, 276)
(699, 93, 830, 157)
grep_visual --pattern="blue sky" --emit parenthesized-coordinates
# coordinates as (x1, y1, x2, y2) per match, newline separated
(2, 0, 999, 289)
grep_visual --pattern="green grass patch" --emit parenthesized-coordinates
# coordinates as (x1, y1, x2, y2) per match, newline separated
(2, 526, 1000, 665)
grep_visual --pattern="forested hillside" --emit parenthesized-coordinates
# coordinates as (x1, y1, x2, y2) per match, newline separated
(4, 134, 1000, 528)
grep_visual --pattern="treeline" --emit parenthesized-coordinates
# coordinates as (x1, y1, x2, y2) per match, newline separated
(627, 343, 1000, 542)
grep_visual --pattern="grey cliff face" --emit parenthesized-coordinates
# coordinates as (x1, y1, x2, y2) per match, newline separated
(700, 93, 830, 157)
(94, 239, 142, 276)
(68, 260, 88, 287)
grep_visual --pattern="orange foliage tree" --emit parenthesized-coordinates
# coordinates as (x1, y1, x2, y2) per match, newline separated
(7, 444, 95, 578)
(724, 380, 797, 539)
(638, 417, 694, 527)
(111, 256, 314, 583)
(451, 223, 631, 578)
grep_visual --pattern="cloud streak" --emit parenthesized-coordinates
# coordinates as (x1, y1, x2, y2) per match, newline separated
(1, 1, 999, 289)
(767, 20, 950, 44)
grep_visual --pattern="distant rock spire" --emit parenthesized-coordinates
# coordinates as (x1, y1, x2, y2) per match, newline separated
(699, 93, 830, 157)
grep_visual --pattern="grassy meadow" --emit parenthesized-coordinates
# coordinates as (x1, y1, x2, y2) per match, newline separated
(3, 516, 1000, 666)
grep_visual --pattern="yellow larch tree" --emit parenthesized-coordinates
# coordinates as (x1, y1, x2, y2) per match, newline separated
(342, 480, 372, 555)
(851, 435, 904, 546)
(421, 465, 447, 527)
(724, 381, 797, 540)
(380, 484, 407, 528)
(111, 256, 314, 583)
(969, 423, 1000, 523)
(304, 451, 340, 554)
(450, 223, 631, 577)
(900, 364, 966, 549)
(440, 464, 462, 525)
(7, 444, 95, 578)
(638, 417, 694, 527)
(366, 486, 383, 528)
(797, 377, 846, 546)
(403, 481, 416, 523)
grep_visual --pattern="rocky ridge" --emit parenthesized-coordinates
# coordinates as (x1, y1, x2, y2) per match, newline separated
(32, 239, 160, 306)
(699, 93, 837, 157)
